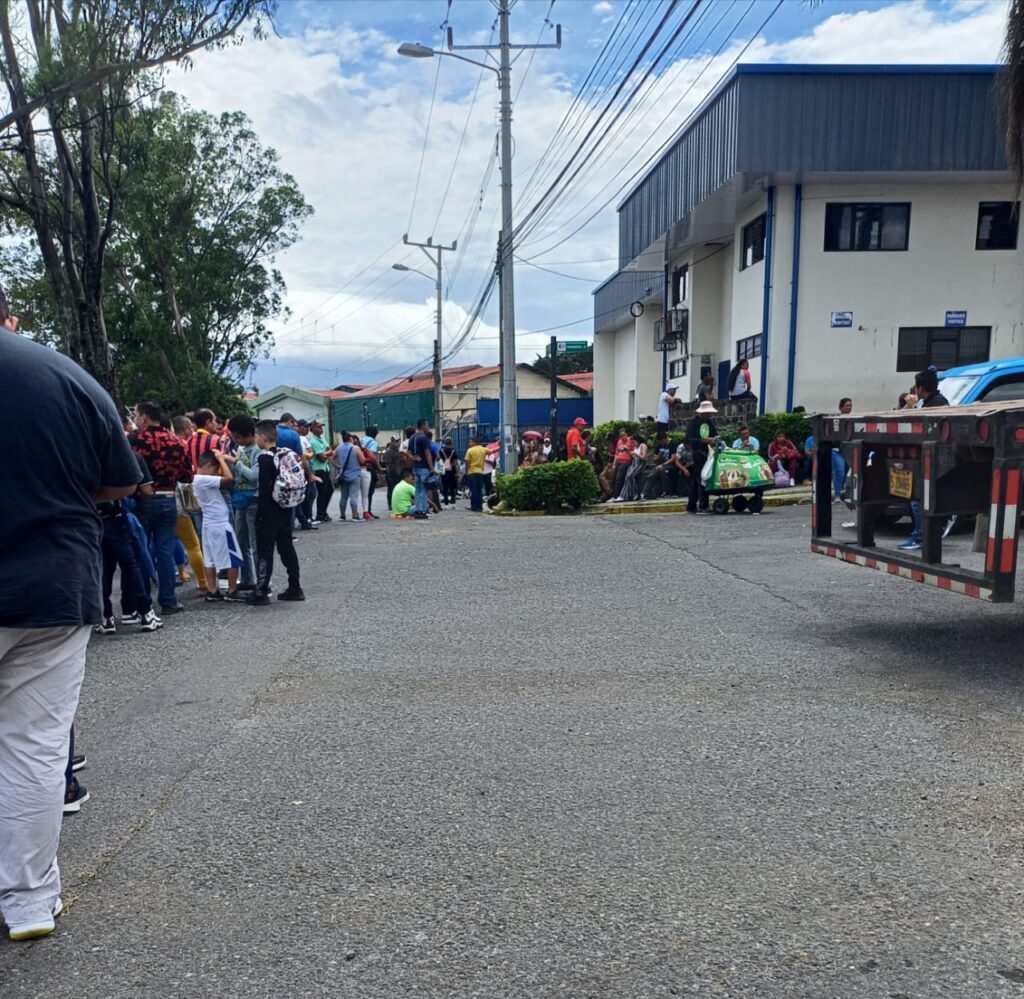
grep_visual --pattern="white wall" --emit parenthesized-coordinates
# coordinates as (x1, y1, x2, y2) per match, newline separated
(790, 180, 1024, 412)
(593, 329, 616, 423)
(253, 396, 329, 424)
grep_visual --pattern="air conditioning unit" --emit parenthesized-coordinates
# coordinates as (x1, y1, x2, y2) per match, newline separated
(654, 318, 676, 352)
(667, 306, 689, 337)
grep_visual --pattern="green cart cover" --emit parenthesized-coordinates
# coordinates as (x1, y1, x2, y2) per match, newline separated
(703, 447, 774, 492)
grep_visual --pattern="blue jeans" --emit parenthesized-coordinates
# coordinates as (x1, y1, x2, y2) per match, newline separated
(101, 514, 152, 617)
(232, 496, 258, 587)
(831, 449, 846, 500)
(140, 495, 178, 609)
(909, 500, 922, 543)
(413, 468, 431, 514)
(467, 473, 484, 511)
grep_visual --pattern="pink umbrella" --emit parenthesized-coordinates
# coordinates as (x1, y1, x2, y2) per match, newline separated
(487, 441, 501, 451)
(522, 430, 543, 441)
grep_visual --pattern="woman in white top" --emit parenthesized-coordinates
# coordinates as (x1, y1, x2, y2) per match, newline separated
(726, 359, 757, 401)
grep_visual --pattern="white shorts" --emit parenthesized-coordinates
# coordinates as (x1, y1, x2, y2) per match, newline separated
(201, 522, 244, 571)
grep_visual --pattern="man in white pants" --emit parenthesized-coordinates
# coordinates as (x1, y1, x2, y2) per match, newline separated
(0, 317, 141, 941)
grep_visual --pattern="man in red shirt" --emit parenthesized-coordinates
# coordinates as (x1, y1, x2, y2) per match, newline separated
(565, 416, 587, 461)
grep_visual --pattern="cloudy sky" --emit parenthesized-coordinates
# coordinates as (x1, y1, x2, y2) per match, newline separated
(167, 0, 1008, 393)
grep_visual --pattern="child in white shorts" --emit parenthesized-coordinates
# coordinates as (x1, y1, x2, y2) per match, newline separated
(193, 450, 244, 602)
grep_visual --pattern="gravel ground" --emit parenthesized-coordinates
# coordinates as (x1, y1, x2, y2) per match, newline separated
(3, 505, 1024, 998)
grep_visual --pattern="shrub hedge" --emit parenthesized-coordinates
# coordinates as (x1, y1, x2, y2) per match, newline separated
(496, 459, 600, 512)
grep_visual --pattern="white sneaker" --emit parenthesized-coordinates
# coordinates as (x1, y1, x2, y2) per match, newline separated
(140, 610, 163, 632)
(93, 618, 115, 635)
(120, 611, 141, 625)
(8, 898, 62, 942)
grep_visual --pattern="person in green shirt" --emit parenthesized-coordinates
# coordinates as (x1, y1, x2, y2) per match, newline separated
(391, 470, 416, 517)
(307, 418, 335, 522)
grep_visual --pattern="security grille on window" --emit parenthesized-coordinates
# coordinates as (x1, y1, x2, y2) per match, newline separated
(669, 358, 687, 379)
(736, 334, 762, 360)
(824, 202, 910, 251)
(976, 202, 1019, 250)
(896, 326, 991, 372)
(741, 215, 766, 269)
(672, 265, 690, 304)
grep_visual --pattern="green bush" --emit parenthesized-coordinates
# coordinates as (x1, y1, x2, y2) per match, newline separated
(496, 459, 601, 512)
(747, 412, 814, 456)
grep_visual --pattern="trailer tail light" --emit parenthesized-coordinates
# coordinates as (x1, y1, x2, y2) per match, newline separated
(844, 421, 854, 441)
(977, 418, 991, 443)
(1014, 427, 1024, 444)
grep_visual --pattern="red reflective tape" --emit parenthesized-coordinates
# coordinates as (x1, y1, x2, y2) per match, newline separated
(966, 584, 981, 599)
(911, 570, 924, 582)
(866, 422, 879, 433)
(986, 537, 996, 572)
(911, 422, 924, 434)
(991, 467, 1003, 506)
(1001, 537, 1016, 574)
(924, 451, 932, 481)
(851, 448, 860, 475)
(866, 558, 878, 569)
(1007, 468, 1022, 506)
(887, 562, 900, 575)
(937, 576, 952, 590)
(886, 422, 898, 433)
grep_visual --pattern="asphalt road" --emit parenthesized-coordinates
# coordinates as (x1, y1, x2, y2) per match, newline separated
(3, 505, 1024, 998)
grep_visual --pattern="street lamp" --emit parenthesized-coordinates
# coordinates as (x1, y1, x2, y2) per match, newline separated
(392, 241, 454, 440)
(398, 1, 560, 473)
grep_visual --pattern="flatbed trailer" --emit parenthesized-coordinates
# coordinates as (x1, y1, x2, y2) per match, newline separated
(810, 402, 1024, 602)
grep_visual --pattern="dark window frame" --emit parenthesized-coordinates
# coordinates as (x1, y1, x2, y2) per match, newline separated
(895, 326, 991, 372)
(976, 201, 1019, 250)
(824, 202, 911, 252)
(740, 214, 766, 270)
(671, 264, 690, 305)
(669, 357, 687, 379)
(736, 334, 762, 361)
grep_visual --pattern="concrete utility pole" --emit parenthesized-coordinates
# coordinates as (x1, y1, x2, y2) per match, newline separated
(395, 236, 456, 437)
(399, 2, 561, 473)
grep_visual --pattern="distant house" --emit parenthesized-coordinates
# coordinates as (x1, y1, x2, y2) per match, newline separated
(330, 363, 588, 440)
(557, 371, 593, 396)
(250, 384, 357, 428)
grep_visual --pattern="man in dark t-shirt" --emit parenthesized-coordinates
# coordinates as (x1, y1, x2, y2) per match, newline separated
(0, 321, 140, 942)
(408, 417, 434, 519)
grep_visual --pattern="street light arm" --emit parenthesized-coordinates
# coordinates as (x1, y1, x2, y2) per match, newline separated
(397, 40, 499, 75)
(392, 262, 433, 281)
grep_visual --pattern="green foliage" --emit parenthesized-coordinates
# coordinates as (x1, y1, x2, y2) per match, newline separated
(496, 460, 600, 512)
(532, 345, 593, 377)
(747, 412, 814, 455)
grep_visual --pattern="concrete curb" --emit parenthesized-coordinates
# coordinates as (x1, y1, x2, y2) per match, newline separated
(495, 488, 813, 517)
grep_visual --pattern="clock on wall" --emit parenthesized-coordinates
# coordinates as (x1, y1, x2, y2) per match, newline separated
(629, 301, 644, 318)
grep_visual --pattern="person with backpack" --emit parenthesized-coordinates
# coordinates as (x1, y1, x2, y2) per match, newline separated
(439, 437, 459, 505)
(247, 420, 305, 606)
(333, 431, 366, 523)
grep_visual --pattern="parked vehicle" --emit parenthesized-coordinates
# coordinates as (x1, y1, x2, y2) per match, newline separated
(939, 356, 1024, 406)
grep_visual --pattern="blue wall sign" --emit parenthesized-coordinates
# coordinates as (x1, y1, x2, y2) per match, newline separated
(945, 310, 967, 327)
(830, 311, 853, 328)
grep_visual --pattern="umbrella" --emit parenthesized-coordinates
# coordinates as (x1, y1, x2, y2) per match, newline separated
(487, 441, 501, 451)
(522, 430, 543, 441)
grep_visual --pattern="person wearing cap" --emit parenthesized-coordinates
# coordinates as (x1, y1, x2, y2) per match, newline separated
(566, 416, 587, 461)
(656, 384, 681, 435)
(307, 418, 335, 522)
(686, 400, 718, 514)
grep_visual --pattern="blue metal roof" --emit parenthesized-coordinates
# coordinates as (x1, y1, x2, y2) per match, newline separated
(616, 64, 1007, 269)
(593, 270, 661, 335)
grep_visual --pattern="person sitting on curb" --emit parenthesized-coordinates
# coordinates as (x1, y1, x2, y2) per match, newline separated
(391, 469, 417, 518)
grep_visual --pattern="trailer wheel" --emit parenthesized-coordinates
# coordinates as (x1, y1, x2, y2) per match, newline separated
(731, 495, 748, 513)
(712, 498, 730, 515)
(748, 494, 765, 514)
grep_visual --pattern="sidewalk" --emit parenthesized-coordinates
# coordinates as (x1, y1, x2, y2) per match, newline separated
(584, 485, 812, 516)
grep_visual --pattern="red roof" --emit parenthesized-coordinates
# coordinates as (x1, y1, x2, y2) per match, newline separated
(348, 365, 501, 398)
(307, 389, 352, 400)
(559, 371, 594, 393)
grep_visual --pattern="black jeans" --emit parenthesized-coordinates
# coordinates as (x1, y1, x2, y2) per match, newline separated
(315, 475, 334, 520)
(255, 515, 300, 595)
(386, 472, 399, 510)
(612, 462, 629, 498)
(442, 470, 458, 504)
(688, 455, 709, 512)
(367, 472, 377, 514)
(100, 514, 152, 618)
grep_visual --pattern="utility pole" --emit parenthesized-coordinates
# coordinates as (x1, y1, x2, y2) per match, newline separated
(399, 235, 456, 437)
(447, 1, 561, 473)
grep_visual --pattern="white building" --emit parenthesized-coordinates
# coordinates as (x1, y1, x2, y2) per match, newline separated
(594, 65, 1024, 420)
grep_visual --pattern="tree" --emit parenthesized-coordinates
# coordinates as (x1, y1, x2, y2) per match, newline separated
(532, 344, 593, 377)
(105, 94, 312, 411)
(0, 0, 274, 398)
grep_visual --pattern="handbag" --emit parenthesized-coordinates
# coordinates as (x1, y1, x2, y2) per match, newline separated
(175, 482, 200, 515)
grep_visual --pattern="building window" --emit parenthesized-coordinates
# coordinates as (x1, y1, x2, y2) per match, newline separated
(896, 326, 990, 372)
(824, 202, 910, 251)
(976, 202, 1019, 250)
(741, 214, 766, 269)
(672, 265, 689, 304)
(669, 358, 687, 379)
(736, 334, 762, 360)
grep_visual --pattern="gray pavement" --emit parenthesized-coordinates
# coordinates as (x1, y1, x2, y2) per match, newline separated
(4, 505, 1024, 998)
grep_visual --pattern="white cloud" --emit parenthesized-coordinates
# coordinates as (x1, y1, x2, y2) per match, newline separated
(164, 0, 1009, 389)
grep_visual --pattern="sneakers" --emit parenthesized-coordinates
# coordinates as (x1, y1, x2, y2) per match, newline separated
(204, 591, 225, 603)
(94, 617, 115, 635)
(140, 610, 163, 631)
(120, 611, 141, 625)
(277, 588, 305, 602)
(942, 514, 959, 539)
(63, 777, 89, 815)
(8, 898, 63, 942)
(224, 590, 245, 602)
(160, 603, 186, 615)
(363, 511, 373, 521)
(413, 512, 429, 520)
(71, 754, 87, 772)
(897, 538, 922, 551)
(246, 592, 271, 606)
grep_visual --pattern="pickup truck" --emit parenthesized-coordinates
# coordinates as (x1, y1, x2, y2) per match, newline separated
(811, 400, 1024, 603)
(940, 357, 1024, 405)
